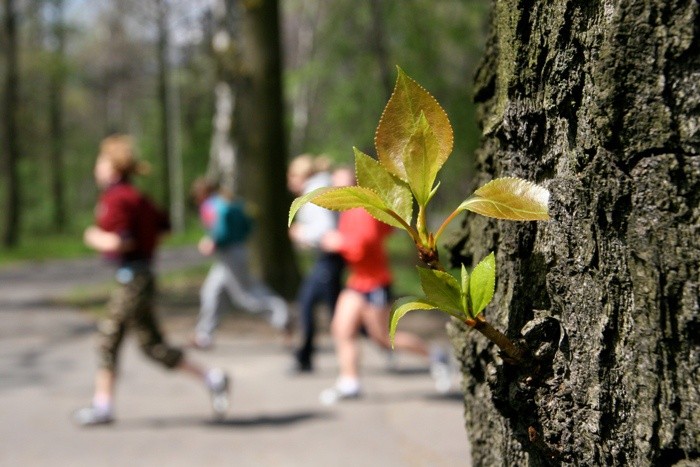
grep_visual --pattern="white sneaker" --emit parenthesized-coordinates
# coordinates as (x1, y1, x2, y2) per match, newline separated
(319, 386, 362, 406)
(206, 368, 231, 419)
(268, 297, 289, 330)
(72, 406, 114, 426)
(430, 347, 454, 394)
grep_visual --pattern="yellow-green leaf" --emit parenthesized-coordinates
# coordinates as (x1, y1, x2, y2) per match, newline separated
(375, 67, 453, 182)
(458, 177, 550, 221)
(460, 264, 469, 312)
(389, 296, 460, 348)
(354, 148, 413, 225)
(289, 187, 333, 227)
(469, 252, 496, 318)
(289, 186, 405, 229)
(402, 113, 440, 206)
(390, 297, 435, 348)
(417, 267, 463, 313)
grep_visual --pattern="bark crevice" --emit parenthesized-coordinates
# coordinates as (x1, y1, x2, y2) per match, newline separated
(448, 1, 699, 465)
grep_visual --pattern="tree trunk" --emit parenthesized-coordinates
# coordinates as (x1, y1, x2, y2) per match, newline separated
(207, 0, 239, 194)
(236, 0, 299, 297)
(3, 0, 20, 247)
(156, 0, 172, 211)
(446, 1, 699, 465)
(48, 0, 66, 232)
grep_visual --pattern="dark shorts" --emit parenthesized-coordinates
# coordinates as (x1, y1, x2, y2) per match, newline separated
(351, 285, 393, 308)
(98, 268, 183, 371)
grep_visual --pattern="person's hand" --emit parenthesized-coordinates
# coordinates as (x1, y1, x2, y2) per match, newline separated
(83, 226, 126, 252)
(83, 226, 101, 249)
(198, 236, 215, 256)
(320, 230, 344, 252)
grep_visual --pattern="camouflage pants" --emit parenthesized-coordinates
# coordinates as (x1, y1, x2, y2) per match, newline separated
(97, 268, 183, 371)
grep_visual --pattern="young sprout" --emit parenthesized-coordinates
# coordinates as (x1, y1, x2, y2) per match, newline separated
(289, 67, 549, 364)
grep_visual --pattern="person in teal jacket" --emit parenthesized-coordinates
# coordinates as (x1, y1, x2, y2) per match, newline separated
(190, 177, 289, 349)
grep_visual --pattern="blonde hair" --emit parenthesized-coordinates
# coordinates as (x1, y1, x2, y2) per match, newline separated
(288, 153, 332, 179)
(99, 135, 151, 177)
(190, 176, 217, 203)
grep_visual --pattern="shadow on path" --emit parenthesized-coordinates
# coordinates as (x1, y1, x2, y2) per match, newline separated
(116, 411, 333, 430)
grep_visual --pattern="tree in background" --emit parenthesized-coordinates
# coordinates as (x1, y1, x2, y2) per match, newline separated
(2, 0, 21, 247)
(47, 0, 67, 232)
(205, 0, 240, 194)
(447, 1, 699, 464)
(235, 0, 299, 297)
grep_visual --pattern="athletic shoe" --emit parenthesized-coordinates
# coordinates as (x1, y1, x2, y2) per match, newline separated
(207, 368, 231, 419)
(319, 382, 362, 406)
(72, 406, 114, 427)
(430, 347, 454, 394)
(268, 297, 290, 330)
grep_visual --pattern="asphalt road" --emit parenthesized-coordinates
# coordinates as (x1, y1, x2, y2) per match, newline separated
(0, 246, 472, 466)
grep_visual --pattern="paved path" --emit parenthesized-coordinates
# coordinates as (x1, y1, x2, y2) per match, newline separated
(0, 247, 471, 466)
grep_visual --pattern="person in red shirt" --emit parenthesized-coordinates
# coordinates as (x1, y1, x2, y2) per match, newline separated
(318, 167, 447, 404)
(73, 135, 230, 426)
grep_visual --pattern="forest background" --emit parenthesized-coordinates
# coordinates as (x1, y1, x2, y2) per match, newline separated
(0, 0, 489, 275)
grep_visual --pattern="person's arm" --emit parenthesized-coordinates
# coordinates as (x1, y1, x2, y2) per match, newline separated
(321, 210, 374, 262)
(83, 226, 135, 253)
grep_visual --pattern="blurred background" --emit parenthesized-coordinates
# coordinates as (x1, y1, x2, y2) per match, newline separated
(0, 0, 488, 273)
(1, 1, 490, 465)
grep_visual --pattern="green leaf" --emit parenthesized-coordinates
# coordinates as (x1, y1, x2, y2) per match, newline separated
(460, 264, 469, 312)
(417, 267, 464, 313)
(402, 113, 441, 206)
(457, 177, 550, 221)
(389, 297, 440, 348)
(469, 252, 496, 318)
(289, 186, 406, 229)
(289, 187, 333, 227)
(375, 67, 453, 182)
(354, 148, 413, 225)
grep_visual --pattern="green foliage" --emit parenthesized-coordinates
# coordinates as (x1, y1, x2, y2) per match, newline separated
(389, 252, 496, 347)
(354, 148, 413, 225)
(288, 69, 550, 347)
(457, 178, 550, 221)
(375, 68, 453, 196)
(289, 69, 549, 248)
(468, 252, 496, 317)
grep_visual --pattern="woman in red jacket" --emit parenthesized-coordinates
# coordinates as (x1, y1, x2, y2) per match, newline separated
(319, 168, 448, 404)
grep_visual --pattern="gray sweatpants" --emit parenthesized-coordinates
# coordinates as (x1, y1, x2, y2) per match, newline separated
(195, 243, 288, 340)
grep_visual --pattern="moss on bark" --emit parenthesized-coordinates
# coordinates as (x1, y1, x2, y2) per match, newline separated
(448, 1, 699, 465)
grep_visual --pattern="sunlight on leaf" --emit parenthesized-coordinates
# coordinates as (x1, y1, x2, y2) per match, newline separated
(289, 187, 333, 227)
(469, 252, 496, 318)
(354, 148, 413, 225)
(389, 297, 438, 348)
(460, 264, 469, 312)
(417, 267, 463, 313)
(375, 67, 453, 182)
(290, 186, 406, 229)
(458, 177, 550, 221)
(402, 113, 441, 206)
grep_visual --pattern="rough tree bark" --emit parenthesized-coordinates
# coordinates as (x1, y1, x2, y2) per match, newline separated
(236, 0, 299, 297)
(446, 1, 699, 465)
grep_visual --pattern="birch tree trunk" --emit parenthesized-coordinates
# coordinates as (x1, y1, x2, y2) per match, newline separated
(207, 0, 239, 194)
(447, 1, 700, 465)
